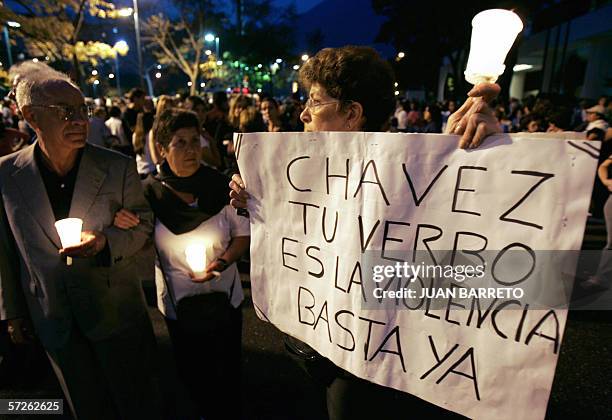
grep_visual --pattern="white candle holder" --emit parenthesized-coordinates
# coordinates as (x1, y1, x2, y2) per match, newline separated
(185, 243, 207, 278)
(54, 218, 83, 266)
(464, 9, 523, 85)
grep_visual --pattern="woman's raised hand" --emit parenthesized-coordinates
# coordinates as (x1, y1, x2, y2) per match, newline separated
(445, 83, 502, 149)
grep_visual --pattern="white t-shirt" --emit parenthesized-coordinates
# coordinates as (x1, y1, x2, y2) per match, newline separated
(105, 117, 129, 146)
(154, 204, 250, 319)
(394, 109, 409, 130)
(136, 131, 155, 175)
(587, 119, 609, 132)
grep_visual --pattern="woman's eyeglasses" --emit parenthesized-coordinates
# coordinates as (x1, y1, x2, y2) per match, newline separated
(304, 99, 340, 112)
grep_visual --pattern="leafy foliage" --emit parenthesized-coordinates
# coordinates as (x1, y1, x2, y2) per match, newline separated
(0, 0, 121, 64)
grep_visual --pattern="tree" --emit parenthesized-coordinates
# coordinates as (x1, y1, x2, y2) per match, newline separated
(142, 0, 226, 95)
(0, 0, 125, 86)
(143, 0, 297, 95)
(224, 0, 297, 66)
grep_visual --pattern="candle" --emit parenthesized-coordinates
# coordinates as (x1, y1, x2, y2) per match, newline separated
(54, 218, 83, 266)
(185, 243, 207, 277)
(464, 9, 523, 85)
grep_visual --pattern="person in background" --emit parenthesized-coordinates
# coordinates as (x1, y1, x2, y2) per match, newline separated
(260, 97, 284, 132)
(203, 92, 230, 140)
(224, 106, 265, 165)
(2, 99, 13, 127)
(133, 112, 155, 177)
(114, 109, 250, 419)
(203, 92, 234, 170)
(184, 95, 222, 168)
(122, 88, 146, 140)
(585, 105, 609, 132)
(184, 95, 208, 124)
(148, 95, 176, 165)
(406, 101, 421, 129)
(421, 104, 442, 133)
(280, 96, 305, 132)
(394, 99, 409, 131)
(87, 106, 111, 148)
(584, 155, 612, 291)
(0, 121, 28, 156)
(105, 106, 130, 153)
(495, 105, 513, 133)
(228, 95, 252, 131)
(441, 100, 456, 132)
(520, 113, 544, 133)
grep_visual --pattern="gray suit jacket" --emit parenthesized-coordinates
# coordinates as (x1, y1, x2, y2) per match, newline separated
(0, 143, 153, 349)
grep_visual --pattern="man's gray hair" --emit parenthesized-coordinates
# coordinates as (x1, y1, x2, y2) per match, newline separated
(12, 62, 77, 110)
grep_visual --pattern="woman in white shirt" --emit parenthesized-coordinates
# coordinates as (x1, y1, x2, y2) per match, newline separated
(114, 109, 249, 419)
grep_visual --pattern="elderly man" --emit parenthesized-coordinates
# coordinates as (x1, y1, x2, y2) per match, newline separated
(0, 66, 160, 419)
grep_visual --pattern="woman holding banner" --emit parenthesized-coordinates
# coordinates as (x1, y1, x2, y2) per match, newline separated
(229, 45, 501, 419)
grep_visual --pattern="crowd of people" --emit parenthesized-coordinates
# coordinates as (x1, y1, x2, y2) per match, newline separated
(390, 93, 611, 140)
(0, 45, 609, 420)
(2, 69, 610, 169)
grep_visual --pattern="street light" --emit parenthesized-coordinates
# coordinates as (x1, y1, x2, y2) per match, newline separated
(118, 3, 143, 88)
(3, 22, 20, 67)
(91, 69, 98, 76)
(117, 7, 133, 17)
(292, 64, 299, 70)
(301, 54, 309, 62)
(205, 50, 212, 56)
(204, 33, 220, 58)
(275, 58, 282, 64)
(132, 0, 144, 87)
(143, 63, 162, 97)
(113, 40, 129, 95)
(397, 52, 405, 59)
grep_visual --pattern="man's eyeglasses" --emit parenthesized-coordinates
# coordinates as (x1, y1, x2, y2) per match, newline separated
(30, 104, 92, 121)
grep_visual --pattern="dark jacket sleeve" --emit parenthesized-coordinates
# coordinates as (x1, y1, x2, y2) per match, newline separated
(102, 157, 154, 265)
(0, 196, 26, 320)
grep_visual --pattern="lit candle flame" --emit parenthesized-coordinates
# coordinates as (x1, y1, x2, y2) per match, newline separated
(464, 9, 524, 85)
(54, 218, 83, 266)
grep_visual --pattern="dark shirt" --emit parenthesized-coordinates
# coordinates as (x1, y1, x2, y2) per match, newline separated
(34, 143, 83, 220)
(122, 107, 140, 137)
(34, 143, 110, 264)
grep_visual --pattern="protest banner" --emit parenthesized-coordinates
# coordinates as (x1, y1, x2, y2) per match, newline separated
(236, 131, 598, 419)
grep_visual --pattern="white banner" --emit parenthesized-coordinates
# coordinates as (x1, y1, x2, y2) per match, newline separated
(236, 132, 598, 420)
